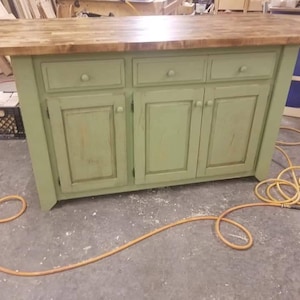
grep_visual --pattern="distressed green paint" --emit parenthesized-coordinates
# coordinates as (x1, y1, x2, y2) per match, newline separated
(133, 56, 207, 87)
(42, 59, 125, 92)
(255, 45, 299, 180)
(207, 51, 277, 81)
(11, 56, 57, 211)
(134, 88, 204, 184)
(47, 93, 127, 193)
(10, 46, 299, 210)
(197, 84, 270, 177)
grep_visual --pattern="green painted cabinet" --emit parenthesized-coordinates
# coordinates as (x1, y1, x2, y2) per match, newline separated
(47, 93, 127, 193)
(11, 46, 299, 209)
(133, 83, 270, 185)
(197, 84, 270, 177)
(134, 88, 204, 184)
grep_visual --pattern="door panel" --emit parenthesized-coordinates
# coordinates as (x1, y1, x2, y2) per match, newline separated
(207, 96, 256, 166)
(64, 107, 116, 182)
(197, 84, 270, 177)
(134, 88, 204, 184)
(145, 102, 191, 173)
(47, 93, 127, 193)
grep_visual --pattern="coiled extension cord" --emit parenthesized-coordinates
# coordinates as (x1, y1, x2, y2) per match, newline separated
(0, 127, 299, 277)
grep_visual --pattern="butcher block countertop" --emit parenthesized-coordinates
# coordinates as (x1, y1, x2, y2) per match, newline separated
(1, 14, 300, 56)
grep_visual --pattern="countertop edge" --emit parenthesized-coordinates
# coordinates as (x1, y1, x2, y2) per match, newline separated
(2, 38, 300, 56)
(2, 15, 300, 56)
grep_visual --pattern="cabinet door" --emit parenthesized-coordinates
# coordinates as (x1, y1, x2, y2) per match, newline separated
(197, 84, 270, 177)
(47, 93, 127, 193)
(134, 88, 204, 184)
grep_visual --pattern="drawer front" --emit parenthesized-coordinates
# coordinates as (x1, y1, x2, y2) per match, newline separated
(41, 59, 125, 92)
(208, 52, 277, 81)
(133, 56, 207, 86)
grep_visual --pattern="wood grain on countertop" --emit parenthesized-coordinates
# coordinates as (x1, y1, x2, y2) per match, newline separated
(1, 14, 300, 56)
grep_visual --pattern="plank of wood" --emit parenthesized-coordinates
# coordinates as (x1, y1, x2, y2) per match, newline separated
(50, 0, 57, 14)
(0, 1, 15, 18)
(0, 56, 13, 75)
(1, 0, 12, 13)
(37, 2, 47, 18)
(40, 0, 56, 18)
(0, 0, 8, 15)
(0, 4, 13, 74)
(7, 0, 19, 18)
(163, 0, 179, 15)
(27, 0, 41, 18)
(19, 0, 33, 18)
(12, 0, 25, 18)
(1, 14, 300, 55)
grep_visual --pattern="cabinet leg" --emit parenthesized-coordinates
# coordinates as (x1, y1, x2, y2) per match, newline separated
(11, 56, 58, 211)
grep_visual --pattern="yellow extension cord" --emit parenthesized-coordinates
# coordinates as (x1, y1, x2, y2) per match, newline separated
(0, 127, 299, 277)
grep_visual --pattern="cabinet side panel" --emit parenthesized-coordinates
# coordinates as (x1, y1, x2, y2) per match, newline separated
(11, 56, 57, 210)
(255, 45, 300, 180)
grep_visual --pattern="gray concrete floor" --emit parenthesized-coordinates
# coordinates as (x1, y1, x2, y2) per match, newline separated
(0, 116, 299, 300)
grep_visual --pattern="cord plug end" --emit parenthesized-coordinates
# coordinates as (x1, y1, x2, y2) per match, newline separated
(281, 204, 300, 210)
(290, 205, 300, 210)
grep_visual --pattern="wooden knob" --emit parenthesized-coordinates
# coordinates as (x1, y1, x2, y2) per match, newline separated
(195, 101, 203, 107)
(239, 66, 248, 73)
(167, 69, 175, 77)
(206, 100, 213, 107)
(81, 74, 90, 82)
(116, 106, 124, 113)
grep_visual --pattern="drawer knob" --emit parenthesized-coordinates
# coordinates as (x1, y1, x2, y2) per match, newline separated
(206, 100, 213, 107)
(239, 66, 248, 73)
(167, 69, 176, 77)
(80, 74, 90, 82)
(116, 106, 124, 113)
(195, 101, 203, 107)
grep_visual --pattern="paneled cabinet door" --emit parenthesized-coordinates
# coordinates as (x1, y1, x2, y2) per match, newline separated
(47, 93, 127, 193)
(134, 88, 204, 185)
(197, 84, 270, 177)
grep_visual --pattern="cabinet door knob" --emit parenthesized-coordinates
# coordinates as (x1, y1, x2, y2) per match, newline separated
(239, 65, 248, 73)
(80, 74, 90, 82)
(116, 106, 124, 113)
(167, 69, 175, 77)
(195, 101, 203, 107)
(206, 100, 213, 107)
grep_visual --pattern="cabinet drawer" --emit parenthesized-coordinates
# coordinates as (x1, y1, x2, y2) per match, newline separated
(41, 59, 125, 92)
(133, 56, 207, 86)
(208, 52, 277, 81)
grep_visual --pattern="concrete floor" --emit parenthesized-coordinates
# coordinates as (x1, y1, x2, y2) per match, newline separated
(0, 116, 299, 300)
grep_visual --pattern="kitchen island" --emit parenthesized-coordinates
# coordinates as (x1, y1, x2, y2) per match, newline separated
(1, 14, 300, 210)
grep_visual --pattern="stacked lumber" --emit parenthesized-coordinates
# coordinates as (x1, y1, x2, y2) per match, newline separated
(0, 0, 57, 76)
(0, 1, 14, 75)
(0, 0, 57, 19)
